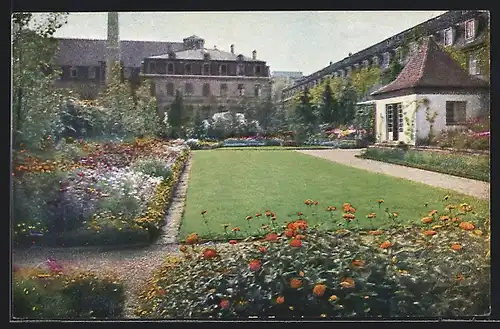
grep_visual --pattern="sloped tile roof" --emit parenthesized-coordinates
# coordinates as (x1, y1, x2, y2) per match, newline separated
(148, 48, 259, 61)
(54, 38, 184, 67)
(371, 37, 489, 96)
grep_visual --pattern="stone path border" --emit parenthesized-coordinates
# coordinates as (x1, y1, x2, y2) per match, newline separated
(296, 149, 490, 201)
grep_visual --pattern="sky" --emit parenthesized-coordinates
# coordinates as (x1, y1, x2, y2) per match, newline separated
(49, 11, 447, 76)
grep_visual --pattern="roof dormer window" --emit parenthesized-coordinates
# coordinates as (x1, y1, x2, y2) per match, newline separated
(237, 54, 244, 61)
(443, 27, 454, 46)
(203, 52, 210, 61)
(465, 19, 476, 41)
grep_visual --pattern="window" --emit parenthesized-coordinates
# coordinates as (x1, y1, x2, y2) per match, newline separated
(220, 84, 228, 97)
(70, 66, 78, 78)
(148, 62, 156, 74)
(382, 52, 390, 69)
(238, 84, 245, 96)
(398, 104, 404, 133)
(386, 103, 403, 134)
(254, 84, 261, 97)
(443, 27, 453, 46)
(468, 53, 480, 75)
(167, 63, 174, 74)
(184, 64, 192, 75)
(372, 56, 379, 66)
(219, 64, 227, 76)
(446, 101, 467, 125)
(465, 19, 475, 40)
(203, 63, 210, 75)
(88, 67, 96, 79)
(185, 83, 194, 96)
(254, 65, 261, 75)
(237, 64, 245, 76)
(202, 83, 211, 97)
(166, 83, 174, 96)
(386, 105, 393, 133)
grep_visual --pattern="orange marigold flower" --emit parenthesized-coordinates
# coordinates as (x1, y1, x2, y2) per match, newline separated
(295, 234, 306, 240)
(451, 243, 462, 251)
(185, 233, 199, 245)
(451, 217, 460, 223)
(368, 230, 383, 235)
(313, 201, 319, 205)
(220, 299, 230, 309)
(201, 210, 207, 215)
(392, 212, 398, 217)
(232, 227, 241, 232)
(313, 284, 327, 297)
(229, 240, 237, 245)
(290, 278, 303, 289)
(459, 221, 475, 231)
(249, 259, 262, 272)
(459, 203, 472, 212)
(380, 241, 392, 249)
(352, 259, 365, 267)
(340, 277, 355, 289)
(327, 206, 336, 211)
(264, 233, 279, 242)
(366, 213, 376, 219)
(298, 212, 303, 216)
(285, 229, 296, 238)
(258, 246, 267, 253)
(202, 248, 218, 259)
(377, 199, 384, 204)
(271, 215, 277, 221)
(299, 271, 305, 277)
(265, 211, 272, 217)
(343, 213, 355, 220)
(276, 296, 285, 304)
(287, 222, 296, 230)
(246, 216, 253, 220)
(289, 239, 302, 247)
(421, 217, 433, 224)
(348, 206, 356, 213)
(179, 245, 188, 253)
(429, 210, 438, 216)
(255, 212, 262, 217)
(293, 220, 308, 230)
(423, 230, 437, 236)
(440, 215, 450, 221)
(328, 295, 338, 302)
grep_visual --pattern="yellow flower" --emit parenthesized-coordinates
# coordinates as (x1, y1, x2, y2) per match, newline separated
(321, 313, 327, 318)
(328, 295, 338, 302)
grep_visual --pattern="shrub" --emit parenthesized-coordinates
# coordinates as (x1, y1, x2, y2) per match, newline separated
(264, 138, 283, 146)
(138, 209, 490, 318)
(13, 265, 125, 319)
(131, 157, 172, 179)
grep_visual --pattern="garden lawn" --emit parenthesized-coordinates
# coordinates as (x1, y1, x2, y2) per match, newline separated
(180, 149, 490, 240)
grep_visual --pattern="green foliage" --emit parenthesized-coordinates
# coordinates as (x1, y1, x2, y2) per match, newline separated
(140, 216, 490, 318)
(13, 268, 125, 319)
(132, 80, 165, 137)
(350, 66, 382, 99)
(12, 13, 70, 149)
(167, 90, 185, 138)
(131, 157, 172, 179)
(192, 111, 205, 139)
(360, 148, 490, 182)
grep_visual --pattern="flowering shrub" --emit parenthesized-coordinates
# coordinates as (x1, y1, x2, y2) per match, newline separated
(138, 199, 490, 319)
(186, 139, 222, 150)
(432, 116, 490, 151)
(13, 261, 124, 319)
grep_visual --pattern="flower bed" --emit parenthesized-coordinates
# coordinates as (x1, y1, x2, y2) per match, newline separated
(186, 139, 222, 150)
(359, 147, 490, 182)
(13, 260, 125, 319)
(12, 138, 190, 247)
(138, 200, 490, 319)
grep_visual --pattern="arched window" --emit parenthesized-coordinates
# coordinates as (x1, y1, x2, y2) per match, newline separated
(203, 83, 211, 97)
(166, 83, 174, 96)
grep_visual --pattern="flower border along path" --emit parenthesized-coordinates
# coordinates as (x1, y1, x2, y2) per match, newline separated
(11, 154, 194, 318)
(296, 149, 489, 200)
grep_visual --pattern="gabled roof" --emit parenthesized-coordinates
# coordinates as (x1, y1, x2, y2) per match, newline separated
(54, 38, 184, 67)
(148, 48, 260, 62)
(371, 37, 489, 96)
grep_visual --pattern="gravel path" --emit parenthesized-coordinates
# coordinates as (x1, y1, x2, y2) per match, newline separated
(12, 156, 194, 318)
(296, 149, 490, 200)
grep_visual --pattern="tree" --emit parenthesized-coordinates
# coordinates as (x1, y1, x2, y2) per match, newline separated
(318, 81, 339, 125)
(192, 110, 205, 139)
(12, 12, 69, 149)
(167, 90, 185, 138)
(132, 79, 165, 137)
(293, 87, 318, 139)
(337, 82, 357, 125)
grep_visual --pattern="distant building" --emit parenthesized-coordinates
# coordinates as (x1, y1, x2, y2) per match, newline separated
(281, 10, 490, 109)
(271, 71, 304, 103)
(141, 35, 272, 119)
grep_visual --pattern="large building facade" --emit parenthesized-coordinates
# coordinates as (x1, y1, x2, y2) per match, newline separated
(140, 35, 272, 119)
(281, 10, 490, 108)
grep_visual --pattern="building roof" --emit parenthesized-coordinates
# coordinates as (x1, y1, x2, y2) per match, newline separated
(148, 47, 261, 62)
(272, 71, 304, 78)
(54, 38, 184, 67)
(371, 37, 489, 96)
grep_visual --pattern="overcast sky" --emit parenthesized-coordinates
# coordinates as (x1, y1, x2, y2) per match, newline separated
(50, 11, 447, 76)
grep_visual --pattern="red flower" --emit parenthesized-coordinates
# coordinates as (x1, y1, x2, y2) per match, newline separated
(289, 239, 302, 247)
(229, 240, 237, 245)
(220, 299, 230, 309)
(313, 284, 326, 297)
(255, 212, 262, 217)
(264, 233, 278, 242)
(202, 248, 218, 259)
(249, 259, 262, 272)
(380, 241, 392, 249)
(246, 216, 253, 220)
(232, 227, 241, 232)
(298, 212, 303, 216)
(285, 229, 296, 238)
(276, 296, 285, 304)
(258, 246, 267, 253)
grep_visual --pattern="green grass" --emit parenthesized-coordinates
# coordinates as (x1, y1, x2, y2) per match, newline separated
(216, 146, 337, 151)
(179, 149, 490, 240)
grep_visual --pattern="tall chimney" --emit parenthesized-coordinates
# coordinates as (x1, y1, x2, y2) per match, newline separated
(230, 44, 234, 54)
(252, 50, 257, 60)
(106, 12, 120, 85)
